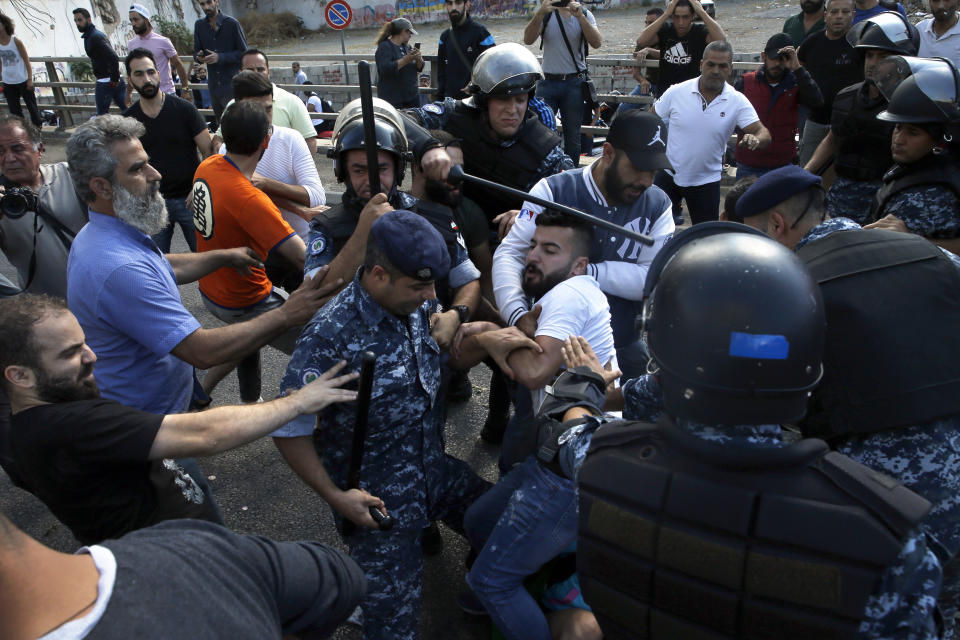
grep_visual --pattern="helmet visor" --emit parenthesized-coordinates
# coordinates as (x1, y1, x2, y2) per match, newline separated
(847, 11, 911, 49)
(914, 60, 960, 122)
(873, 55, 946, 101)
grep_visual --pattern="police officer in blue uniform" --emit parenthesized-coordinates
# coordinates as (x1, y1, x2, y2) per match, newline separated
(867, 56, 960, 248)
(560, 226, 943, 639)
(271, 210, 490, 640)
(737, 165, 960, 637)
(803, 11, 920, 224)
(402, 42, 574, 226)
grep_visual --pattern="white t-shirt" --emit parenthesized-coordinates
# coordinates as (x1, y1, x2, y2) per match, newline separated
(531, 274, 616, 409)
(306, 95, 324, 127)
(41, 545, 116, 639)
(654, 76, 760, 187)
(218, 125, 324, 239)
(917, 17, 960, 62)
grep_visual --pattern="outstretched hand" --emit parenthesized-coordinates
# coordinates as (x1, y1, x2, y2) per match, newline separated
(290, 360, 359, 414)
(561, 335, 621, 386)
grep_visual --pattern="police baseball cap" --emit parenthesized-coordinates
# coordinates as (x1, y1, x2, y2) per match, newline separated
(606, 111, 673, 172)
(370, 210, 450, 281)
(735, 165, 822, 219)
(764, 33, 793, 57)
(391, 17, 418, 35)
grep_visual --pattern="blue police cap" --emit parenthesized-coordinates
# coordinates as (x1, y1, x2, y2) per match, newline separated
(736, 165, 822, 219)
(370, 209, 450, 281)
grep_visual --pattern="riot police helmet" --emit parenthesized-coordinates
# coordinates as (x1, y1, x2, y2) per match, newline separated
(328, 97, 410, 184)
(640, 223, 826, 425)
(877, 56, 960, 127)
(847, 11, 920, 56)
(468, 43, 544, 105)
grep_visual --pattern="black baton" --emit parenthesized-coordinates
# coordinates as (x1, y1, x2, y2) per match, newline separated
(344, 351, 394, 534)
(447, 164, 655, 246)
(357, 61, 382, 196)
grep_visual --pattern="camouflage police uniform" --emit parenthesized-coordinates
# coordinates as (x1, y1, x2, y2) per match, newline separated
(881, 185, 960, 239)
(800, 215, 960, 637)
(559, 373, 944, 639)
(273, 273, 490, 640)
(826, 175, 884, 226)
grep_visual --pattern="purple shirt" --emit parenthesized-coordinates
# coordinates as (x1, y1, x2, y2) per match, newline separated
(129, 31, 179, 94)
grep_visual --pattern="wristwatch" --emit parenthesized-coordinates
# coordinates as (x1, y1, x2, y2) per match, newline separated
(452, 305, 470, 324)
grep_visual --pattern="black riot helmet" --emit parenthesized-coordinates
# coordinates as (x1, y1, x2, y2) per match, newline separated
(640, 223, 826, 425)
(877, 56, 960, 134)
(847, 11, 920, 56)
(468, 43, 544, 107)
(327, 97, 410, 185)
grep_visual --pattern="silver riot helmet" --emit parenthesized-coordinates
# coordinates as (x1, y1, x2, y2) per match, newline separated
(468, 43, 544, 106)
(327, 97, 410, 184)
(847, 11, 920, 56)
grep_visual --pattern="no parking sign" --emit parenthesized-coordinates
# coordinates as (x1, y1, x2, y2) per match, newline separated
(325, 1, 352, 29)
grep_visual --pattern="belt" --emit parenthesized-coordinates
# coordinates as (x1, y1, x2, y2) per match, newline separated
(543, 72, 585, 81)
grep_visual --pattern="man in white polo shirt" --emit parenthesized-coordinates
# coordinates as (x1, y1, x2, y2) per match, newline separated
(918, 0, 960, 62)
(653, 40, 770, 224)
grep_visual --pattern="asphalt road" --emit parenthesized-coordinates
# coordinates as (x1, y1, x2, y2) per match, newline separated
(0, 140, 499, 639)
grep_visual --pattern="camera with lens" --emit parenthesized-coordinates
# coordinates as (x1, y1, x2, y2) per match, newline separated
(0, 186, 39, 219)
(551, 0, 571, 6)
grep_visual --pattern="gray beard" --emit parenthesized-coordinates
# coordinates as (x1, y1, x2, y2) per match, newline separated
(114, 182, 168, 236)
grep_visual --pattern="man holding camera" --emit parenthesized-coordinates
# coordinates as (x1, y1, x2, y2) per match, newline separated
(522, 0, 602, 163)
(0, 115, 87, 298)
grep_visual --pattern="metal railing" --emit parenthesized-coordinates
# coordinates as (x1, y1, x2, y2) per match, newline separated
(31, 53, 761, 134)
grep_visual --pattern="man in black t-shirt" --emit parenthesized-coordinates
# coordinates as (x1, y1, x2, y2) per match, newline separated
(635, 0, 725, 96)
(796, 0, 860, 166)
(123, 48, 212, 252)
(0, 295, 358, 545)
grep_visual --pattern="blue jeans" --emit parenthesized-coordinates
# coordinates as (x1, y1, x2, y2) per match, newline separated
(465, 456, 579, 640)
(153, 195, 197, 253)
(735, 164, 777, 180)
(616, 83, 655, 113)
(537, 76, 584, 161)
(498, 384, 534, 475)
(94, 79, 126, 115)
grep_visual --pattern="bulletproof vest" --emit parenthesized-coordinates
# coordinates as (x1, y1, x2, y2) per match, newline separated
(797, 228, 960, 438)
(444, 103, 562, 222)
(315, 200, 362, 259)
(831, 83, 894, 181)
(870, 154, 960, 221)
(577, 416, 930, 640)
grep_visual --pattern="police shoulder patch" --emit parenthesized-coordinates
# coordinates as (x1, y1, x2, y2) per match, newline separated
(424, 104, 443, 115)
(301, 368, 322, 385)
(310, 236, 326, 256)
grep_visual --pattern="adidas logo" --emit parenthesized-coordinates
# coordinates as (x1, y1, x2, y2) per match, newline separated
(663, 42, 692, 65)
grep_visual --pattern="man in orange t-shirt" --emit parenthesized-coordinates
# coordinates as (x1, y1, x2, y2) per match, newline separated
(191, 100, 308, 401)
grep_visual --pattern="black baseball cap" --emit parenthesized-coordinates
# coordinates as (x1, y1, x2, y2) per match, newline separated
(606, 111, 673, 172)
(764, 33, 794, 57)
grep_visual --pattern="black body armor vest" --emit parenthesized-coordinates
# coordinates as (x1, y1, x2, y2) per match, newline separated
(316, 194, 465, 305)
(870, 155, 960, 221)
(444, 104, 562, 222)
(831, 83, 894, 181)
(796, 228, 960, 438)
(577, 416, 930, 640)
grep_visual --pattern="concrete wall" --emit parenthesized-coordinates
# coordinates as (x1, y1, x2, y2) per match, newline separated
(220, 0, 652, 32)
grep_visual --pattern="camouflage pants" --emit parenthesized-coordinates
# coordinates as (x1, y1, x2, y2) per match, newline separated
(347, 454, 490, 640)
(837, 421, 960, 639)
(826, 176, 883, 226)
